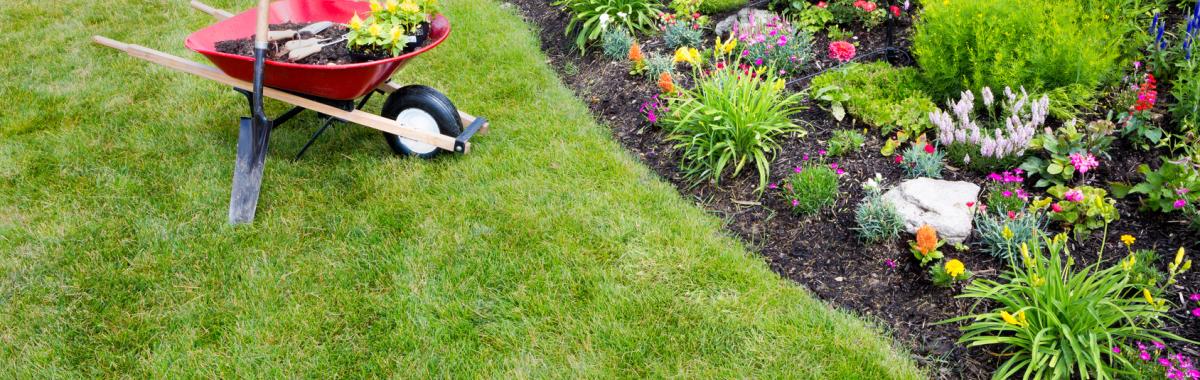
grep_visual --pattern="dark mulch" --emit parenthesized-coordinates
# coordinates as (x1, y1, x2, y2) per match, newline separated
(504, 1, 1200, 378)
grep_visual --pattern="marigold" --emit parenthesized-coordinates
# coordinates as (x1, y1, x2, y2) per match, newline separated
(1120, 234, 1136, 247)
(915, 225, 938, 255)
(628, 43, 644, 63)
(944, 259, 965, 278)
(657, 72, 675, 95)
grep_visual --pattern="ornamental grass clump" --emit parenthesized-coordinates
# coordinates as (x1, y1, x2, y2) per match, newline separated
(974, 208, 1045, 261)
(855, 175, 904, 243)
(600, 28, 634, 60)
(662, 61, 805, 190)
(947, 233, 1187, 380)
(898, 142, 945, 179)
(930, 86, 1049, 173)
(776, 159, 840, 215)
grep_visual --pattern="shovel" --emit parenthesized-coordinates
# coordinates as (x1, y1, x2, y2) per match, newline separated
(229, 0, 273, 224)
(266, 21, 334, 42)
(286, 35, 348, 61)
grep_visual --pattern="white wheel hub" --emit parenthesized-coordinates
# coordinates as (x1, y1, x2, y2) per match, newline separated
(394, 108, 440, 155)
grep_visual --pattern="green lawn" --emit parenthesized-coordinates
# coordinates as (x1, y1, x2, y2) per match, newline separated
(0, 0, 921, 377)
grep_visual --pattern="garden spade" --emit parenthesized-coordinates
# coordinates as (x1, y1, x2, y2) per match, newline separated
(267, 21, 334, 41)
(286, 35, 347, 61)
(229, 0, 273, 224)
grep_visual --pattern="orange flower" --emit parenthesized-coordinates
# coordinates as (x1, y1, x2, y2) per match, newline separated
(657, 72, 675, 94)
(916, 225, 938, 255)
(628, 43, 644, 63)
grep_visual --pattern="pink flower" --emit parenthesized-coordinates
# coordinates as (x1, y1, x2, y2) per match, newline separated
(1193, 308, 1200, 318)
(1190, 293, 1200, 302)
(830, 163, 838, 170)
(894, 155, 903, 164)
(1007, 211, 1017, 220)
(1051, 203, 1064, 212)
(966, 201, 976, 208)
(1064, 189, 1085, 203)
(890, 5, 900, 16)
(1141, 351, 1152, 360)
(1003, 190, 1014, 198)
(1175, 199, 1188, 209)
(1113, 346, 1122, 354)
(819, 149, 828, 156)
(802, 153, 810, 161)
(754, 58, 764, 66)
(816, 1, 827, 8)
(924, 144, 936, 154)
(1069, 152, 1100, 174)
(828, 41, 856, 63)
(769, 183, 778, 190)
(884, 258, 897, 269)
(1178, 188, 1191, 195)
(792, 199, 800, 207)
(794, 166, 803, 174)
(836, 169, 846, 175)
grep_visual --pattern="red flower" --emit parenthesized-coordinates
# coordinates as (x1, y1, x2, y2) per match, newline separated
(966, 201, 976, 208)
(1007, 211, 1017, 220)
(854, 1, 877, 12)
(924, 143, 935, 154)
(828, 41, 856, 63)
(1051, 203, 1064, 213)
(816, 1, 828, 8)
(890, 5, 900, 17)
(894, 155, 904, 164)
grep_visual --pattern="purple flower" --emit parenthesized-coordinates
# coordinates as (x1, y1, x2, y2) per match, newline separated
(819, 149, 827, 156)
(1154, 341, 1166, 350)
(1190, 293, 1200, 302)
(794, 166, 803, 174)
(1003, 190, 1014, 198)
(884, 258, 897, 269)
(769, 182, 778, 190)
(792, 199, 800, 207)
(802, 153, 810, 161)
(1113, 346, 1122, 354)
(1160, 357, 1172, 366)
(1142, 350, 1153, 361)
(1176, 199, 1188, 209)
(1193, 308, 1200, 318)
(836, 169, 846, 175)
(830, 163, 839, 170)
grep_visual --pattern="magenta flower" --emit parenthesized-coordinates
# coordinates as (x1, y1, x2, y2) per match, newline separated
(1003, 190, 1014, 197)
(754, 58, 764, 66)
(1175, 199, 1188, 209)
(1064, 189, 1085, 203)
(1193, 308, 1200, 318)
(792, 199, 800, 207)
(794, 166, 803, 174)
(1051, 203, 1064, 213)
(1154, 341, 1166, 350)
(1112, 346, 1122, 354)
(1178, 188, 1191, 195)
(769, 182, 778, 190)
(819, 149, 828, 156)
(1190, 293, 1200, 302)
(836, 169, 846, 175)
(830, 163, 839, 170)
(1142, 351, 1153, 361)
(884, 258, 897, 269)
(1069, 152, 1100, 174)
(802, 153, 810, 161)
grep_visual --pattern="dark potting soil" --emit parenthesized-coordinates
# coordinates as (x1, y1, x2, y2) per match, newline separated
(506, 1, 1200, 379)
(214, 22, 429, 65)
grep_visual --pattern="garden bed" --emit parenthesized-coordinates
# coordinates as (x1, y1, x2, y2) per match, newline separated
(508, 1, 1200, 378)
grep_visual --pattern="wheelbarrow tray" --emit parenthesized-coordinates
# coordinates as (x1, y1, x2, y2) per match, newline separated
(184, 0, 450, 100)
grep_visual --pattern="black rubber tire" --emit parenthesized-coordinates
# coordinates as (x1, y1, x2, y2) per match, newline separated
(380, 85, 463, 159)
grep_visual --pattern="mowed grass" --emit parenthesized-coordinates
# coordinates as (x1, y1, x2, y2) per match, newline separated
(0, 0, 921, 378)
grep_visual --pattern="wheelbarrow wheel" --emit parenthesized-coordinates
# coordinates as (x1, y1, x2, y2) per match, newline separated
(380, 85, 463, 159)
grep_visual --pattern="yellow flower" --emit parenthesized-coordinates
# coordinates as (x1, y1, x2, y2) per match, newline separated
(349, 13, 363, 31)
(715, 36, 737, 55)
(368, 23, 382, 37)
(369, 0, 381, 13)
(386, 0, 399, 12)
(1002, 225, 1014, 241)
(1143, 288, 1155, 305)
(1122, 254, 1137, 271)
(1121, 234, 1136, 247)
(1174, 247, 1186, 268)
(945, 259, 965, 278)
(1031, 274, 1045, 287)
(673, 47, 701, 66)
(772, 78, 786, 93)
(1001, 310, 1028, 327)
(390, 25, 403, 42)
(400, 0, 420, 14)
(1020, 243, 1032, 267)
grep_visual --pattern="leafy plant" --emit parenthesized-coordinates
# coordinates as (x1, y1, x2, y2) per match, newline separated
(898, 143, 945, 179)
(930, 258, 973, 288)
(974, 209, 1045, 261)
(807, 62, 938, 154)
(1114, 68, 1166, 150)
(1171, 59, 1200, 134)
(930, 86, 1048, 174)
(910, 224, 946, 266)
(663, 22, 704, 49)
(346, 0, 440, 56)
(827, 129, 865, 157)
(697, 0, 746, 14)
(778, 162, 839, 215)
(555, 0, 662, 53)
(1020, 119, 1117, 187)
(912, 0, 1130, 115)
(826, 0, 886, 28)
(982, 170, 1031, 215)
(665, 0, 709, 26)
(600, 27, 633, 60)
(662, 65, 805, 190)
(1032, 185, 1120, 238)
(644, 52, 675, 80)
(946, 233, 1185, 380)
(855, 179, 904, 244)
(1113, 154, 1200, 213)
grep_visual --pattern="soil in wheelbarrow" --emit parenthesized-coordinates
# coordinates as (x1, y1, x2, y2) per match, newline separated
(214, 22, 430, 65)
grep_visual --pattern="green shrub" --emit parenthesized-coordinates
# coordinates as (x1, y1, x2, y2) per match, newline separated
(1170, 61, 1200, 134)
(1032, 185, 1120, 238)
(555, 0, 662, 53)
(770, 0, 833, 33)
(698, 0, 746, 14)
(807, 62, 937, 151)
(779, 163, 839, 215)
(644, 52, 674, 80)
(663, 67, 805, 190)
(973, 209, 1045, 261)
(855, 187, 904, 244)
(899, 144, 945, 179)
(827, 129, 865, 157)
(947, 233, 1185, 380)
(912, 0, 1127, 111)
(664, 22, 704, 50)
(600, 28, 633, 60)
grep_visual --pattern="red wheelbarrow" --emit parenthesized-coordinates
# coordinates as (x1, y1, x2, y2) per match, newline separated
(92, 0, 488, 224)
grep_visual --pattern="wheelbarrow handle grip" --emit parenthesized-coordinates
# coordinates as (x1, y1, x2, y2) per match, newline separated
(255, 0, 271, 48)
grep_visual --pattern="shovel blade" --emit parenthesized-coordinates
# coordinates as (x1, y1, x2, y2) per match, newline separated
(229, 116, 272, 224)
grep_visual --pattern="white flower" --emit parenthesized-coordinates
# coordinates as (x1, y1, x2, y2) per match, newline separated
(599, 14, 611, 29)
(617, 12, 628, 19)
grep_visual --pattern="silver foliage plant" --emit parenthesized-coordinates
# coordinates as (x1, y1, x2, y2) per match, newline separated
(930, 86, 1050, 160)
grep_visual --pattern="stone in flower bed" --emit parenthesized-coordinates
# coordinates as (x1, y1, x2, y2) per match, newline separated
(714, 8, 780, 36)
(882, 178, 980, 244)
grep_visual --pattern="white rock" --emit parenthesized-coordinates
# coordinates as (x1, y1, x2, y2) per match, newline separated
(715, 8, 780, 37)
(882, 178, 980, 244)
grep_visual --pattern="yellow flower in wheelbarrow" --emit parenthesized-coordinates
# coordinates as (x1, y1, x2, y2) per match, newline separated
(370, 0, 381, 13)
(400, 0, 421, 14)
(348, 13, 363, 31)
(386, 0, 399, 12)
(368, 23, 383, 38)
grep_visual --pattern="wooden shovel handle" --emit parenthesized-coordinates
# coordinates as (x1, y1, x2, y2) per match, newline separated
(255, 0, 271, 47)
